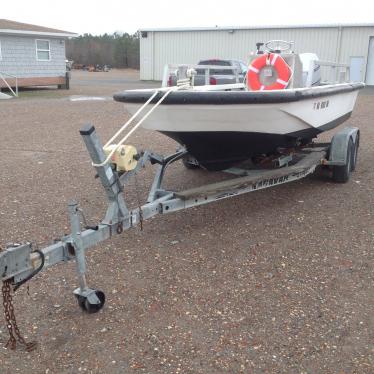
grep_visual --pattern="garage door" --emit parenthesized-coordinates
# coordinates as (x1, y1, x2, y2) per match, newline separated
(366, 37, 374, 85)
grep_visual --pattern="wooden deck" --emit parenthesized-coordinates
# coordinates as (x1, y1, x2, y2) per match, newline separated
(0, 76, 67, 89)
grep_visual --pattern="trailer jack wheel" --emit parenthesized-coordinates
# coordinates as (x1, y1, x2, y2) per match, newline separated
(75, 290, 105, 313)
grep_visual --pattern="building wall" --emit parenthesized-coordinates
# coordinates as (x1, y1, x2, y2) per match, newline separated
(0, 35, 66, 78)
(140, 32, 154, 81)
(140, 26, 374, 82)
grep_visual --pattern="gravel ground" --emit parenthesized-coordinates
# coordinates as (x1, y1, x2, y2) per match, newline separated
(0, 71, 373, 373)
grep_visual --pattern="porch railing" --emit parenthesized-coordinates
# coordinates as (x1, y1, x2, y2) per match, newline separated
(0, 72, 18, 97)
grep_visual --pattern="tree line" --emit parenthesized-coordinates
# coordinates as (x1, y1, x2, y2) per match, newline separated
(66, 33, 140, 69)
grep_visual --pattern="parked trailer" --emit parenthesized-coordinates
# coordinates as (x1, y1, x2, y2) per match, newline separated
(0, 125, 359, 346)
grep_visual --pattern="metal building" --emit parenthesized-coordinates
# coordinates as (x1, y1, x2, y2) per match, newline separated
(139, 23, 374, 85)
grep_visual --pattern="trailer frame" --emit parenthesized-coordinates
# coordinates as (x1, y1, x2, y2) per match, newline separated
(0, 124, 359, 312)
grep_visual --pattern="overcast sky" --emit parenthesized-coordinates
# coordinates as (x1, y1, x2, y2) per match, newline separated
(3, 0, 374, 35)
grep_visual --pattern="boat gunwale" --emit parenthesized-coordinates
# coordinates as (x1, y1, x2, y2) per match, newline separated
(113, 82, 364, 105)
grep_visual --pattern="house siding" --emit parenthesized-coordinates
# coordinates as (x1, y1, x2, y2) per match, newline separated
(0, 35, 66, 78)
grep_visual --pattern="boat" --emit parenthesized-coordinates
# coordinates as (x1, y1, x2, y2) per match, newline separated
(113, 40, 364, 170)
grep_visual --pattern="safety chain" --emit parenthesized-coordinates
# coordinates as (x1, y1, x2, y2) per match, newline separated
(2, 279, 37, 352)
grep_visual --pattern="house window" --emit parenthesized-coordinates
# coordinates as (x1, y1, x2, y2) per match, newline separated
(36, 39, 50, 61)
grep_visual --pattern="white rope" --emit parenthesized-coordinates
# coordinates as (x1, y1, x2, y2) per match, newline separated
(104, 90, 159, 148)
(92, 80, 191, 168)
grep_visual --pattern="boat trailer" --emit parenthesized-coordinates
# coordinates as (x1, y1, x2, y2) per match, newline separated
(0, 124, 359, 349)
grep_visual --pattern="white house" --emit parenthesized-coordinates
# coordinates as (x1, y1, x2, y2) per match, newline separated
(0, 19, 77, 90)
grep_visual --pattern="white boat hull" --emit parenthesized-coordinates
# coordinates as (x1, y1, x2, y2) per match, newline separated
(114, 83, 363, 170)
(126, 89, 358, 135)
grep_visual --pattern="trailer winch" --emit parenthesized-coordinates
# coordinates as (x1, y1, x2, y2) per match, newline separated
(103, 144, 138, 172)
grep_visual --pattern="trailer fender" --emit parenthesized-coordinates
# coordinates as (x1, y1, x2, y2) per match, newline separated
(328, 127, 359, 166)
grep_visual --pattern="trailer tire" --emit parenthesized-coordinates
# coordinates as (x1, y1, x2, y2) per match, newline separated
(350, 133, 359, 172)
(76, 290, 106, 313)
(300, 137, 313, 146)
(332, 138, 353, 183)
(76, 295, 86, 310)
(84, 290, 105, 313)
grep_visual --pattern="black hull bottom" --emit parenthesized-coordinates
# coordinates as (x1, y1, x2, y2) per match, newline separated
(161, 112, 353, 170)
(162, 129, 320, 170)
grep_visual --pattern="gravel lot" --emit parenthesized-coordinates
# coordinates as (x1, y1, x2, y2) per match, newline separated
(0, 70, 373, 373)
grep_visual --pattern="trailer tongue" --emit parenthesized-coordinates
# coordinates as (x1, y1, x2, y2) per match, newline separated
(0, 124, 359, 350)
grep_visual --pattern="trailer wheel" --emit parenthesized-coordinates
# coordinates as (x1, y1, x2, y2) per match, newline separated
(76, 295, 86, 310)
(76, 290, 106, 313)
(84, 290, 105, 313)
(350, 134, 359, 171)
(332, 138, 353, 183)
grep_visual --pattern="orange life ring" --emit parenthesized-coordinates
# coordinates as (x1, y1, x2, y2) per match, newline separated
(246, 53, 291, 91)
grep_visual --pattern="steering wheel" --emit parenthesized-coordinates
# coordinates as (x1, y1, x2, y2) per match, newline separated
(265, 40, 293, 53)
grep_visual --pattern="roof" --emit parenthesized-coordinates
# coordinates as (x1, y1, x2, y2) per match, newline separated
(140, 22, 374, 32)
(0, 19, 78, 38)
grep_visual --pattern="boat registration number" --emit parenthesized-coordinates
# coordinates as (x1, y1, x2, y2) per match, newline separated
(313, 100, 329, 110)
